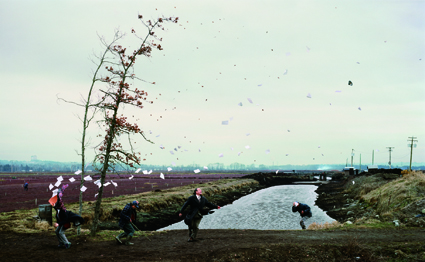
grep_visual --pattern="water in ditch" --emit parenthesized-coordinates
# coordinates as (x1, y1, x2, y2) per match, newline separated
(159, 184, 335, 231)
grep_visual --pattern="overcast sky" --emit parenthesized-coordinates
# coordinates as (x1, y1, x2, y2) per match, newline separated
(1, 0, 424, 168)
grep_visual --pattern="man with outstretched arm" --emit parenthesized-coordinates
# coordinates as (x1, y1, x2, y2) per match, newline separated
(179, 188, 220, 242)
(292, 201, 312, 229)
(116, 200, 139, 245)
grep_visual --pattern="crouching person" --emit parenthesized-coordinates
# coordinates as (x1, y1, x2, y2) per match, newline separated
(52, 185, 85, 249)
(116, 200, 139, 245)
(292, 201, 312, 230)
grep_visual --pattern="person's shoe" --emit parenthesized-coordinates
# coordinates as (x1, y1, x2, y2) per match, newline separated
(125, 236, 134, 245)
(187, 237, 194, 242)
(115, 236, 123, 244)
(65, 243, 71, 249)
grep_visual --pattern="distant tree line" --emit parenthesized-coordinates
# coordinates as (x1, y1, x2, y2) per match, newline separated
(0, 160, 424, 173)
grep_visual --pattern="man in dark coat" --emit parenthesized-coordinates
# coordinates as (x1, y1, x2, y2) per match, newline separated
(115, 200, 139, 245)
(23, 182, 28, 191)
(52, 185, 85, 249)
(179, 188, 220, 242)
(292, 201, 312, 229)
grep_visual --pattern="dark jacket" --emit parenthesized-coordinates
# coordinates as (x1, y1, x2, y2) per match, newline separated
(180, 195, 218, 225)
(292, 203, 312, 217)
(53, 194, 85, 228)
(119, 203, 137, 229)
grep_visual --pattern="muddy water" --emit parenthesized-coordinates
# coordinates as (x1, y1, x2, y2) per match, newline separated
(159, 185, 335, 231)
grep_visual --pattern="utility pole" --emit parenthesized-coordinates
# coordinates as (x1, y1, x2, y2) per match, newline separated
(386, 147, 394, 169)
(359, 154, 361, 171)
(372, 150, 374, 165)
(351, 149, 354, 167)
(346, 158, 348, 167)
(408, 136, 418, 172)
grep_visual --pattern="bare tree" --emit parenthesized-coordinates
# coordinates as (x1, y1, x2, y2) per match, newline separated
(89, 15, 178, 236)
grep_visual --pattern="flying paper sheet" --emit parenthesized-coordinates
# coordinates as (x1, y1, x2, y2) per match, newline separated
(283, 69, 288, 75)
(265, 149, 270, 154)
(57, 176, 63, 182)
(245, 145, 250, 149)
(247, 98, 253, 104)
(84, 175, 92, 181)
(94, 180, 101, 187)
(111, 180, 117, 187)
(276, 170, 279, 174)
(148, 170, 152, 174)
(198, 149, 201, 152)
(95, 193, 99, 198)
(194, 169, 200, 173)
(69, 177, 75, 183)
(221, 120, 229, 125)
(238, 102, 243, 106)
(49, 184, 54, 190)
(246, 133, 250, 136)
(159, 145, 165, 149)
(167, 167, 172, 171)
(103, 182, 111, 187)
(80, 186, 87, 192)
(203, 166, 208, 170)
(54, 181, 61, 187)
(237, 152, 241, 156)
(142, 170, 148, 175)
(129, 175, 134, 180)
(352, 181, 355, 184)
(160, 173, 165, 179)
(358, 107, 361, 110)
(135, 168, 141, 173)
(172, 162, 176, 166)
(218, 153, 224, 157)
(51, 189, 58, 198)
(156, 134, 160, 137)
(74, 170, 82, 175)
(307, 93, 312, 98)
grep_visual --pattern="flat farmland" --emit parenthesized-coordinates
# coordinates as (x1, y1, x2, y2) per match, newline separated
(0, 173, 248, 213)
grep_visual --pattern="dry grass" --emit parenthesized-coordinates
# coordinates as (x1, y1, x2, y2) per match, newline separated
(361, 171, 425, 216)
(307, 221, 341, 230)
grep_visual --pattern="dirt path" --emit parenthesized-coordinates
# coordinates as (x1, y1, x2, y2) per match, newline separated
(1, 228, 425, 262)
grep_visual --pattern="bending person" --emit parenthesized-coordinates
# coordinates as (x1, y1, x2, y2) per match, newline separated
(116, 200, 139, 245)
(179, 188, 220, 242)
(292, 201, 312, 230)
(52, 184, 85, 249)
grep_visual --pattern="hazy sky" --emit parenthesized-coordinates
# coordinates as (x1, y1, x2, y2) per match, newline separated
(1, 0, 424, 168)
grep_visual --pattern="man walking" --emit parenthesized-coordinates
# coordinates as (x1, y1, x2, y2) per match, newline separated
(292, 201, 312, 229)
(179, 188, 220, 242)
(116, 200, 139, 245)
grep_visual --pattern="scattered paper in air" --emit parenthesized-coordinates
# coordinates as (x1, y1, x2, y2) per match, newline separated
(129, 175, 134, 180)
(237, 152, 241, 156)
(203, 166, 208, 170)
(84, 175, 92, 181)
(80, 186, 87, 192)
(238, 102, 243, 106)
(74, 170, 82, 175)
(307, 93, 312, 98)
(160, 173, 165, 179)
(49, 184, 54, 190)
(245, 145, 250, 149)
(156, 134, 160, 137)
(352, 181, 355, 184)
(358, 107, 361, 110)
(159, 145, 165, 149)
(170, 151, 174, 155)
(135, 168, 141, 173)
(218, 153, 224, 157)
(276, 170, 279, 174)
(69, 177, 75, 183)
(246, 133, 250, 136)
(222, 120, 229, 125)
(94, 180, 101, 187)
(54, 181, 61, 187)
(265, 149, 270, 154)
(172, 162, 176, 166)
(167, 167, 172, 171)
(194, 169, 200, 173)
(142, 170, 148, 175)
(103, 182, 111, 187)
(283, 69, 288, 75)
(95, 193, 98, 198)
(111, 180, 117, 187)
(247, 98, 253, 104)
(148, 170, 152, 174)
(57, 176, 64, 182)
